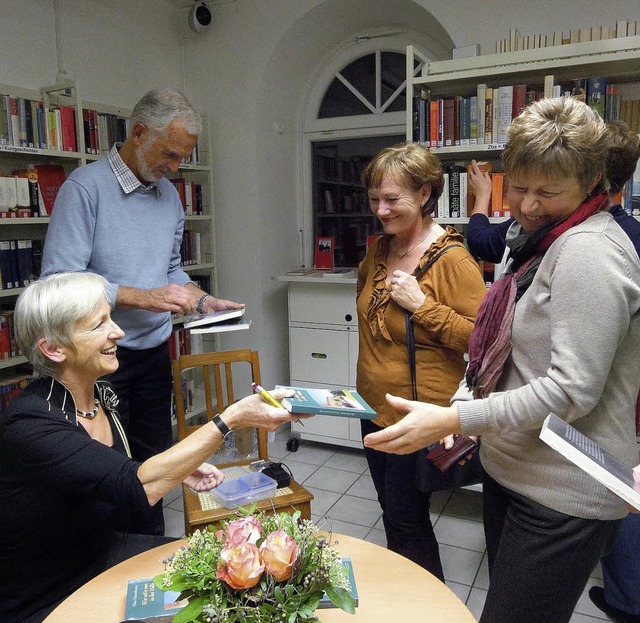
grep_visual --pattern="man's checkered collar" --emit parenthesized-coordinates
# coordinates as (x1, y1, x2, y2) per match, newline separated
(107, 143, 160, 195)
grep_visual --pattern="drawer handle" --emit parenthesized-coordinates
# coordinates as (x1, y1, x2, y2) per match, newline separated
(345, 314, 353, 322)
(311, 352, 327, 359)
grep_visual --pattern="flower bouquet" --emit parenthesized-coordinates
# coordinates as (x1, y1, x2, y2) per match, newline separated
(155, 509, 356, 623)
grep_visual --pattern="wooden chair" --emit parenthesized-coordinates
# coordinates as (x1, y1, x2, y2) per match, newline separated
(171, 348, 313, 534)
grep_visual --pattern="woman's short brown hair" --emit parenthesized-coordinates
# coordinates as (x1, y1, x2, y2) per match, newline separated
(362, 142, 444, 216)
(503, 97, 608, 195)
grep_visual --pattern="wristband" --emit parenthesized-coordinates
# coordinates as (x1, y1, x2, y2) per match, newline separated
(196, 293, 211, 314)
(212, 413, 232, 438)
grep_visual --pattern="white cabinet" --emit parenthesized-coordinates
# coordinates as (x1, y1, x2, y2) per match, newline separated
(280, 273, 363, 448)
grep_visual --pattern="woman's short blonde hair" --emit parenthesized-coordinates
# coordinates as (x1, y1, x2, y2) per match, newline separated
(362, 142, 444, 216)
(503, 97, 608, 195)
(15, 272, 110, 377)
(502, 97, 609, 194)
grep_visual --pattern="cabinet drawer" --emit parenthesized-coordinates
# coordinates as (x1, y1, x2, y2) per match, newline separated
(293, 413, 351, 440)
(290, 327, 349, 385)
(289, 283, 357, 326)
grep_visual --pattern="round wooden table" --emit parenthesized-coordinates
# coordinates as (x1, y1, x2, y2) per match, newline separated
(43, 533, 477, 622)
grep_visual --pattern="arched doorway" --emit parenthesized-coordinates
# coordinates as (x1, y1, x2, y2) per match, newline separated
(304, 45, 422, 266)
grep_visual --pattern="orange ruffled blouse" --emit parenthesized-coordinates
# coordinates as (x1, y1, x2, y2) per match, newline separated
(356, 227, 486, 428)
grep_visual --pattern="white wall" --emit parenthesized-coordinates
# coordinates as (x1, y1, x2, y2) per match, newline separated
(1, 0, 639, 390)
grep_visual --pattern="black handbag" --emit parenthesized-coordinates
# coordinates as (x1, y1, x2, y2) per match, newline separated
(403, 244, 484, 493)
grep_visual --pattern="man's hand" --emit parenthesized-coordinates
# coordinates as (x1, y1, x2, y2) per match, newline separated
(184, 282, 244, 314)
(117, 284, 195, 314)
(202, 296, 245, 314)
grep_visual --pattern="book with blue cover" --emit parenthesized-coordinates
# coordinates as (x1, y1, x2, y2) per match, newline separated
(318, 557, 359, 608)
(124, 577, 186, 621)
(279, 386, 376, 419)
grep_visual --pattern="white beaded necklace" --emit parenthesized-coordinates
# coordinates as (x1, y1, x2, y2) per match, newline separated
(76, 398, 100, 419)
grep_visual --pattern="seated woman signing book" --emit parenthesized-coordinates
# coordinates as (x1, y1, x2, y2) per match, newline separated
(0, 272, 301, 623)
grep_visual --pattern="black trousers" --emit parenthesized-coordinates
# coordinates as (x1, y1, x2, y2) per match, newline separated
(480, 471, 622, 623)
(361, 418, 444, 581)
(104, 341, 174, 536)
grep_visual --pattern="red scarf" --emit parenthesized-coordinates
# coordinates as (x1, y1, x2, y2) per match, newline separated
(466, 192, 610, 398)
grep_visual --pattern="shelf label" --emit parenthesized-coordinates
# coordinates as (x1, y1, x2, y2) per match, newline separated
(0, 144, 40, 154)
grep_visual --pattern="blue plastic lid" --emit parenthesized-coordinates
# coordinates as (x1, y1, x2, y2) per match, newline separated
(216, 479, 250, 496)
(241, 472, 276, 490)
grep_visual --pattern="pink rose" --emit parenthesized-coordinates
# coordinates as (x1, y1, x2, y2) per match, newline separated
(225, 516, 262, 545)
(260, 529, 299, 582)
(216, 542, 265, 589)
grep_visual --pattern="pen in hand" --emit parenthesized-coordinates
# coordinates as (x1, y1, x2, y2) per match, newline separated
(251, 382, 284, 408)
(251, 383, 305, 427)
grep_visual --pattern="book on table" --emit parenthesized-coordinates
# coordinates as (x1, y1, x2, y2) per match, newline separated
(539, 413, 640, 511)
(124, 559, 358, 620)
(124, 577, 186, 621)
(183, 307, 245, 329)
(277, 386, 376, 419)
(318, 557, 359, 608)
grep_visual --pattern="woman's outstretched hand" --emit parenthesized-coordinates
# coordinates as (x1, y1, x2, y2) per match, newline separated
(363, 394, 461, 454)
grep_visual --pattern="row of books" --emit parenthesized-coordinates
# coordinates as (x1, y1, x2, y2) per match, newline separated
(168, 178, 204, 215)
(0, 239, 41, 290)
(179, 230, 202, 266)
(169, 326, 192, 362)
(437, 166, 472, 219)
(494, 20, 640, 54)
(0, 311, 19, 360)
(0, 163, 66, 216)
(412, 78, 634, 148)
(319, 187, 368, 215)
(0, 95, 76, 152)
(0, 373, 32, 415)
(0, 94, 130, 155)
(171, 378, 195, 422)
(315, 154, 367, 184)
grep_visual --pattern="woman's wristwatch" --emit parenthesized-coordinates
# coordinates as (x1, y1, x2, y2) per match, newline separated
(212, 413, 232, 438)
(196, 293, 211, 314)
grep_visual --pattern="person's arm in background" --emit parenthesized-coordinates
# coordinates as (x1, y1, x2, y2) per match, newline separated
(466, 159, 513, 263)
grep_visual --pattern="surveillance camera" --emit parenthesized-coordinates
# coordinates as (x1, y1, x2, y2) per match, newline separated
(189, 1, 212, 33)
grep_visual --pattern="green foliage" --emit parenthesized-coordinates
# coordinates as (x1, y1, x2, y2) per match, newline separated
(154, 510, 354, 623)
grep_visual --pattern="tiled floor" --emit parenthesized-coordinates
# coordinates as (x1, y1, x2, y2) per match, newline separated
(163, 430, 615, 623)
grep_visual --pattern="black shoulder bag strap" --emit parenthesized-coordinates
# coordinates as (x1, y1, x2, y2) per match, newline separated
(405, 244, 464, 400)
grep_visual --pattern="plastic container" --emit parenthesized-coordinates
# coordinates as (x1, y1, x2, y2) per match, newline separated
(212, 471, 278, 509)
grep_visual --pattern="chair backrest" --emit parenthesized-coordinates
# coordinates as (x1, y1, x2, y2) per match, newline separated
(172, 348, 269, 466)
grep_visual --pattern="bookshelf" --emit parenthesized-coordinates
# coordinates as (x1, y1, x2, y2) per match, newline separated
(312, 136, 403, 268)
(406, 36, 640, 221)
(0, 80, 218, 401)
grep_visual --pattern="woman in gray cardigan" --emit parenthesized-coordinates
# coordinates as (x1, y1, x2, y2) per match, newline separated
(363, 97, 640, 623)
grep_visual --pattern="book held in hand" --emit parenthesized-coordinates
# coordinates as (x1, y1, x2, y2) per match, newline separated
(278, 386, 376, 419)
(189, 317, 252, 334)
(183, 307, 245, 329)
(540, 413, 640, 511)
